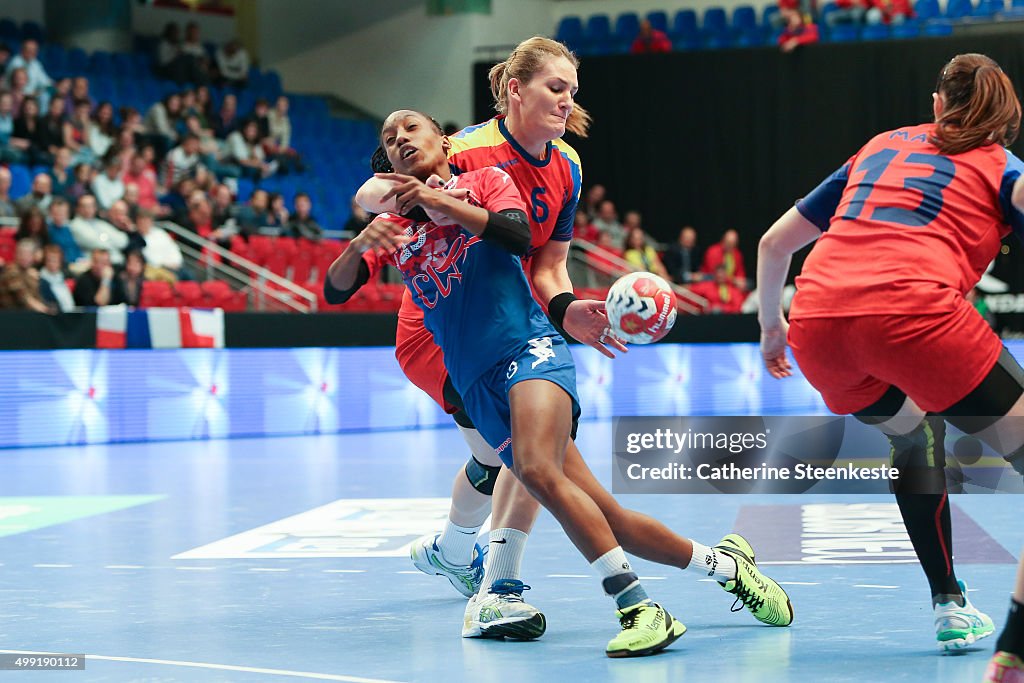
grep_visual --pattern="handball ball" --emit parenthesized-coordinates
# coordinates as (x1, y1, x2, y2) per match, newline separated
(605, 272, 678, 344)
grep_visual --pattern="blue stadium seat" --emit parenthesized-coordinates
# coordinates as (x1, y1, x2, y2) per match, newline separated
(923, 18, 955, 34)
(944, 0, 974, 18)
(702, 7, 729, 33)
(671, 8, 703, 48)
(1014, 0, 1024, 8)
(66, 47, 88, 75)
(20, 21, 44, 43)
(762, 5, 781, 29)
(819, 2, 840, 24)
(731, 5, 758, 32)
(735, 28, 765, 46)
(9, 165, 30, 200)
(614, 12, 641, 45)
(972, 0, 1004, 15)
(89, 51, 114, 76)
(890, 21, 922, 37)
(829, 24, 860, 41)
(555, 15, 584, 51)
(646, 10, 669, 33)
(861, 23, 890, 39)
(583, 14, 613, 54)
(111, 52, 134, 78)
(914, 0, 942, 19)
(40, 43, 66, 75)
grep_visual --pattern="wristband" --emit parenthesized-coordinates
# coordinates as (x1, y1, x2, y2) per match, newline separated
(547, 292, 578, 329)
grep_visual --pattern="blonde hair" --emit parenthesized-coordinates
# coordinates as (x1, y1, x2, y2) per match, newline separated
(488, 36, 591, 138)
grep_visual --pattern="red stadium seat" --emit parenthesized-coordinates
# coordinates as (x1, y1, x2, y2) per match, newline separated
(139, 280, 173, 308)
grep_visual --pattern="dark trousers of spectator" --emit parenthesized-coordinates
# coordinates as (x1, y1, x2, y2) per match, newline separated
(270, 151, 305, 175)
(156, 55, 209, 86)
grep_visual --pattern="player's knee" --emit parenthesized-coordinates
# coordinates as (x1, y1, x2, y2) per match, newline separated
(513, 460, 562, 501)
(464, 456, 501, 495)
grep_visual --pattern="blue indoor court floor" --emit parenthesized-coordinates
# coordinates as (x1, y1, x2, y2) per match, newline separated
(2, 421, 1020, 683)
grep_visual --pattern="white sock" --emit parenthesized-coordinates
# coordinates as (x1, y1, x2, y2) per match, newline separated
(688, 540, 737, 583)
(435, 519, 481, 566)
(481, 528, 528, 590)
(591, 546, 649, 608)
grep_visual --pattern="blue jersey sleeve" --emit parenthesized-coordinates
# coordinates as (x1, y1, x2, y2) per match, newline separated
(1000, 149, 1024, 240)
(551, 148, 582, 242)
(796, 162, 851, 231)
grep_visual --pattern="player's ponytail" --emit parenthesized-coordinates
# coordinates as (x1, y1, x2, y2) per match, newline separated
(488, 36, 592, 138)
(931, 53, 1021, 155)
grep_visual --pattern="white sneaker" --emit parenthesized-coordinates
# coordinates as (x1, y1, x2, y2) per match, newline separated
(935, 580, 995, 651)
(409, 533, 485, 598)
(462, 579, 546, 640)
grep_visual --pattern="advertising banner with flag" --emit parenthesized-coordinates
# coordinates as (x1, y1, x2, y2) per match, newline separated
(96, 307, 225, 349)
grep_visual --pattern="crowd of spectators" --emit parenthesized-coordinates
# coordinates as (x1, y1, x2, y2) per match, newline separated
(0, 26, 334, 313)
(575, 183, 751, 314)
(773, 0, 915, 51)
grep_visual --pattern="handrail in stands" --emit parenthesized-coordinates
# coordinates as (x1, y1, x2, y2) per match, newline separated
(158, 220, 319, 313)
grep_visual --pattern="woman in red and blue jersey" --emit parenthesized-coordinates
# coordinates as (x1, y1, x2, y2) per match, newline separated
(326, 110, 792, 657)
(756, 54, 1024, 666)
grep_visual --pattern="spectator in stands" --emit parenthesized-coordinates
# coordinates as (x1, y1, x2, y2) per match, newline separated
(622, 210, 643, 235)
(7, 67, 30, 115)
(73, 248, 125, 307)
(89, 101, 117, 160)
(700, 228, 747, 289)
(8, 97, 36, 162)
(194, 85, 214, 128)
(183, 188, 230, 247)
(867, 0, 914, 23)
(287, 192, 322, 240)
(15, 207, 48, 260)
(342, 196, 370, 235)
(227, 119, 275, 179)
(15, 173, 53, 216)
(181, 22, 211, 85)
(184, 114, 231, 177)
(631, 18, 672, 54)
(592, 199, 625, 243)
(0, 90, 14, 163)
(46, 197, 83, 267)
(68, 77, 93, 113)
(91, 157, 125, 211)
(65, 162, 94, 205)
(826, 0, 869, 26)
(266, 96, 304, 174)
(119, 249, 148, 307)
(0, 167, 14, 219)
(266, 192, 289, 233)
(48, 146, 74, 198)
(119, 105, 146, 143)
(122, 183, 140, 218)
(136, 209, 183, 277)
(36, 96, 67, 164)
(214, 39, 250, 89)
(165, 133, 202, 190)
(52, 77, 71, 112)
(164, 177, 196, 224)
(623, 226, 670, 279)
(107, 200, 144, 254)
(779, 8, 820, 52)
(209, 183, 234, 227)
(236, 188, 270, 236)
(690, 264, 745, 314)
(251, 98, 271, 140)
(70, 194, 127, 265)
(589, 230, 625, 276)
(64, 98, 95, 166)
(573, 208, 600, 242)
(583, 184, 605, 222)
(0, 43, 11, 74)
(178, 89, 199, 135)
(155, 23, 192, 85)
(5, 40, 51, 100)
(663, 226, 702, 284)
(122, 150, 161, 213)
(213, 93, 239, 139)
(144, 93, 182, 158)
(0, 238, 48, 312)
(38, 243, 75, 312)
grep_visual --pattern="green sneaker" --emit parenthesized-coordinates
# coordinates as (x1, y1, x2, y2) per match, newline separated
(715, 533, 794, 627)
(606, 601, 687, 658)
(934, 580, 994, 651)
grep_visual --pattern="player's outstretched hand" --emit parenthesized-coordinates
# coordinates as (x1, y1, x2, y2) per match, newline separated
(564, 299, 629, 359)
(350, 215, 412, 255)
(761, 321, 791, 379)
(375, 172, 446, 216)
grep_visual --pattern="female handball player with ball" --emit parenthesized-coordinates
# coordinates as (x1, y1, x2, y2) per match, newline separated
(755, 54, 1024, 665)
(326, 109, 794, 657)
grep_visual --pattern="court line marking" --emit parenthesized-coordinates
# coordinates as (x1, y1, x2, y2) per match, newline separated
(325, 569, 367, 574)
(853, 584, 900, 589)
(250, 568, 290, 572)
(0, 650, 406, 683)
(32, 564, 72, 568)
(105, 565, 144, 569)
(176, 566, 217, 571)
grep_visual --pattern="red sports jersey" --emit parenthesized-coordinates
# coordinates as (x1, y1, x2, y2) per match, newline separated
(397, 115, 583, 324)
(791, 123, 1024, 319)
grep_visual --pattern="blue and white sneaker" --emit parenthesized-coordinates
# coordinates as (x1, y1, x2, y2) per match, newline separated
(409, 533, 485, 598)
(462, 579, 546, 640)
(934, 580, 994, 651)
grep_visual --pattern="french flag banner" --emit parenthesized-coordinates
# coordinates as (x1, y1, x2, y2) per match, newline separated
(96, 307, 225, 349)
